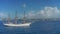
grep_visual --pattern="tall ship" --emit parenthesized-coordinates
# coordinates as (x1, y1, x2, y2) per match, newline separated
(3, 0, 32, 27)
(3, 11, 31, 27)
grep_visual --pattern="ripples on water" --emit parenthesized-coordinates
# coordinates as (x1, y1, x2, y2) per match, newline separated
(0, 21, 60, 34)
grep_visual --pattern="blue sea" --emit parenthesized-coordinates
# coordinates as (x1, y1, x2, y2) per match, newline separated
(0, 20, 60, 34)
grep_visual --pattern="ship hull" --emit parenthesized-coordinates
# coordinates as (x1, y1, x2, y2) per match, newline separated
(3, 23, 31, 27)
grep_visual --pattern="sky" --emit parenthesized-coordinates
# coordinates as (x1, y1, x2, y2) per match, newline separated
(0, 0, 60, 19)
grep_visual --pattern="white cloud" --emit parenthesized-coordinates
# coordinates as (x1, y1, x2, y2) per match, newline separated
(23, 4, 26, 8)
(0, 12, 8, 20)
(0, 13, 7, 18)
(26, 7, 60, 19)
(41, 7, 60, 18)
(25, 11, 36, 18)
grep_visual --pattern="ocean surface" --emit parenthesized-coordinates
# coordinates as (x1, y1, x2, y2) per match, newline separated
(0, 20, 60, 34)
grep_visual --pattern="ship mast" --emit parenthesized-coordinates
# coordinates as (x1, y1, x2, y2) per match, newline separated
(23, 10, 26, 23)
(23, 4, 26, 23)
(14, 11, 18, 24)
(8, 13, 10, 24)
(14, 0, 18, 24)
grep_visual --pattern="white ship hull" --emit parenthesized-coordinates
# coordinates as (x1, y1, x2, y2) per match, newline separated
(4, 23, 31, 27)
